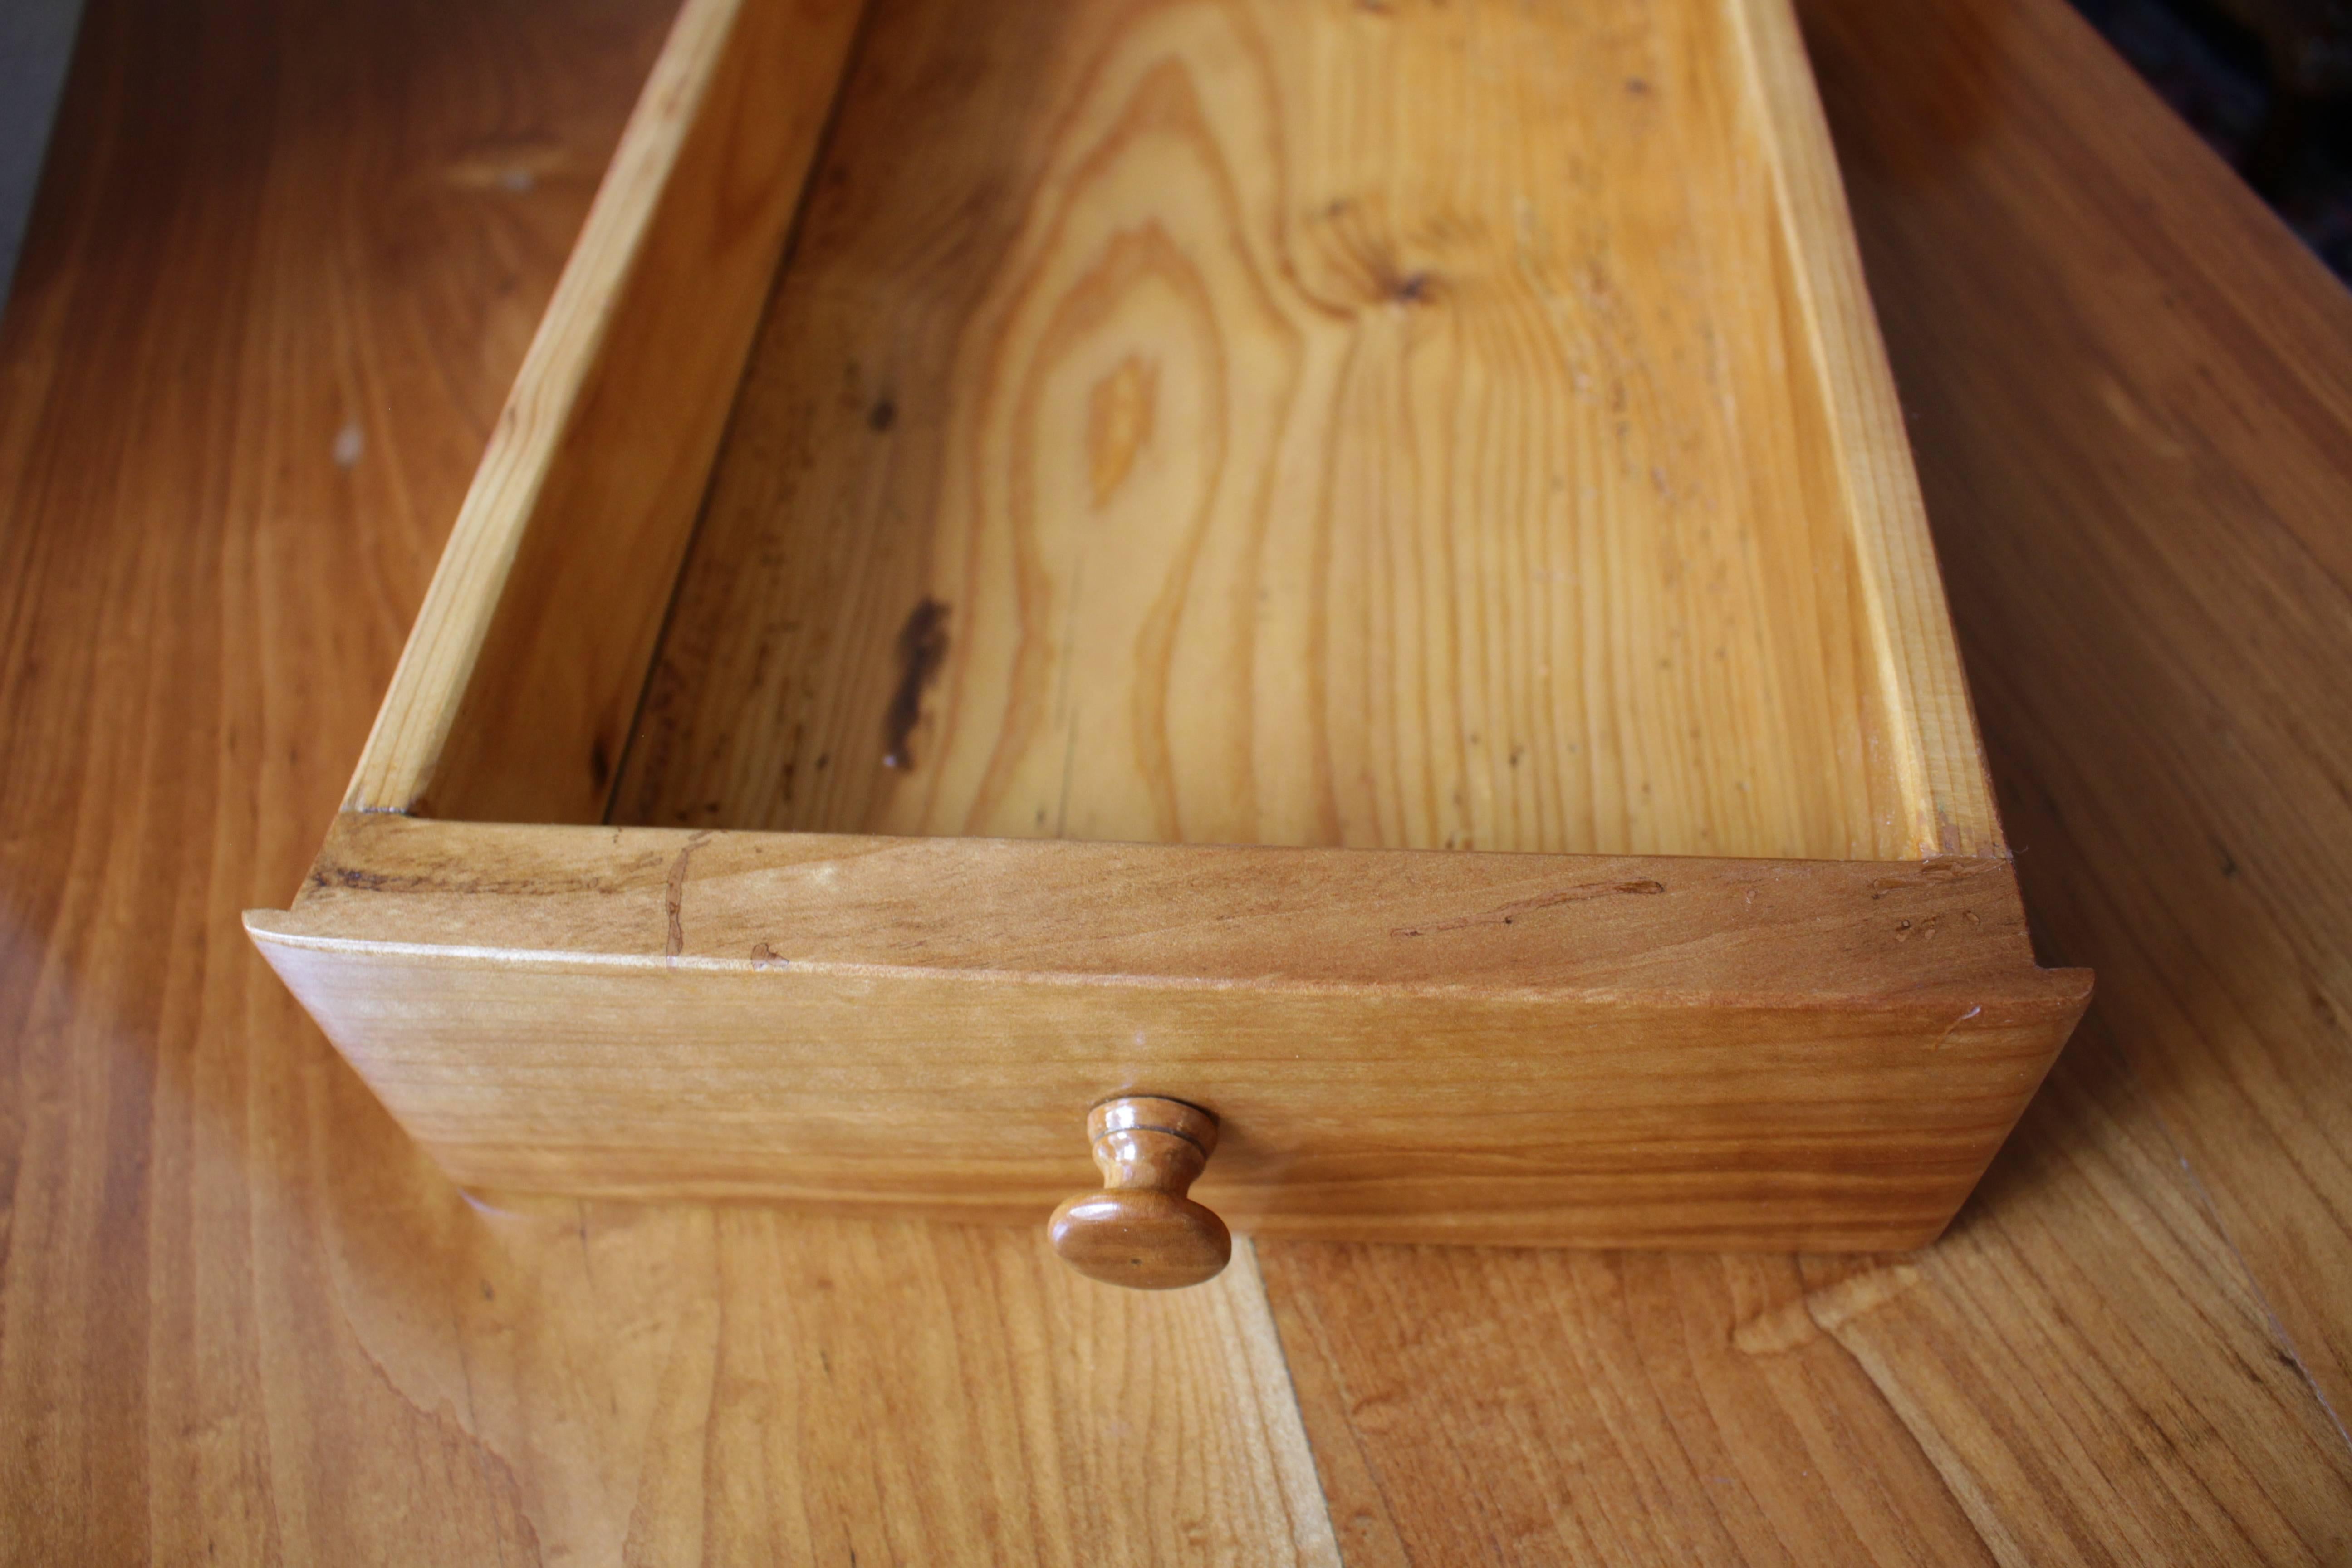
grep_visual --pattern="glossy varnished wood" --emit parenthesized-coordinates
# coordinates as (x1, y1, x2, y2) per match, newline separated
(1803, 0, 2352, 1446)
(1269, 1027, 2352, 1563)
(0, 0, 1337, 1559)
(615, 0, 1994, 863)
(1257, 0, 2352, 1558)
(10, 0, 2352, 1561)
(251, 0, 2077, 1251)
(248, 813, 2085, 1246)
(1050, 1097, 1232, 1289)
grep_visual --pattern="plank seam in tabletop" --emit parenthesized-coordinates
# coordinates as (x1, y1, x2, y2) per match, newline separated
(0, 0, 1344, 1560)
(1798, 0, 2352, 1452)
(10, 0, 2352, 1562)
(1253, 0, 2352, 1558)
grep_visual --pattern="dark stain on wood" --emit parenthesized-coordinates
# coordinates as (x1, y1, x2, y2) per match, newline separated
(883, 597, 950, 770)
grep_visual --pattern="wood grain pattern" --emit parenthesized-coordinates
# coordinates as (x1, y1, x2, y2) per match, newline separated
(248, 813, 2086, 1247)
(613, 0, 1994, 863)
(1800, 0, 2352, 1455)
(1725, 0, 2000, 859)
(248, 0, 2061, 1253)
(345, 0, 863, 825)
(14, 0, 2352, 1558)
(1049, 1096, 1234, 1289)
(1265, 1022, 2352, 1564)
(274, 814, 2065, 1001)
(0, 0, 1338, 1559)
(1259, 0, 2352, 1558)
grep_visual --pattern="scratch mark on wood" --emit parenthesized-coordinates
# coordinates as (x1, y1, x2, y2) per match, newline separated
(664, 831, 711, 958)
(1392, 878, 1665, 936)
(1931, 1004, 1984, 1048)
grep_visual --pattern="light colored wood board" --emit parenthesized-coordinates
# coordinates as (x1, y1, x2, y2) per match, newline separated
(247, 818, 2085, 1245)
(279, 813, 2079, 1004)
(1799, 0, 2352, 1448)
(0, 1, 1339, 1558)
(343, 0, 863, 824)
(1726, 0, 1999, 858)
(614, 0, 1981, 861)
(1262, 1023, 2352, 1565)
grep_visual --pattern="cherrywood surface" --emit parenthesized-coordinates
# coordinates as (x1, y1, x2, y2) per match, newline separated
(1256, 0, 2352, 1560)
(249, 813, 2084, 1245)
(1049, 1097, 1233, 1290)
(1803, 0, 2352, 1451)
(6, 0, 2352, 1565)
(0, 0, 1336, 1561)
(613, 0, 1996, 864)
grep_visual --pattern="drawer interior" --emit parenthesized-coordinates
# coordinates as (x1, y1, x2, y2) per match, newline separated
(360, 0, 1998, 867)
(253, 0, 2086, 1251)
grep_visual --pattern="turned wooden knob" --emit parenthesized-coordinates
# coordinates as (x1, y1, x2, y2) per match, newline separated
(1049, 1097, 1230, 1289)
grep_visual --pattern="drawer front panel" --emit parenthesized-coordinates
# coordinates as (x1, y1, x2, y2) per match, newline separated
(250, 816, 2087, 1250)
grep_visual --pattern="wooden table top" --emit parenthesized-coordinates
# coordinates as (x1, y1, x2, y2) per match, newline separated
(3, 0, 2348, 1560)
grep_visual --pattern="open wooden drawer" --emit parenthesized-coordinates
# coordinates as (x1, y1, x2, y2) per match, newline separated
(245, 0, 2090, 1282)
